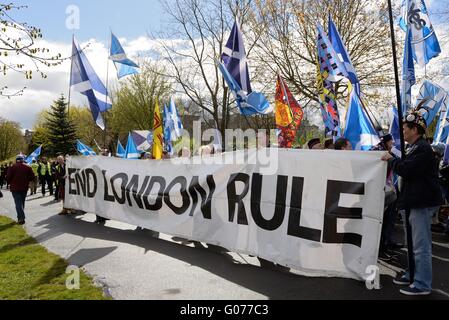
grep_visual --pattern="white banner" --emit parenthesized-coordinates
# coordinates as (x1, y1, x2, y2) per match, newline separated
(65, 149, 387, 280)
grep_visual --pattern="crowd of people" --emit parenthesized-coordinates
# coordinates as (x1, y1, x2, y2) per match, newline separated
(1, 108, 449, 296)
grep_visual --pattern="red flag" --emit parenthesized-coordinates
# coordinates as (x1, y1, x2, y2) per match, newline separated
(276, 75, 304, 148)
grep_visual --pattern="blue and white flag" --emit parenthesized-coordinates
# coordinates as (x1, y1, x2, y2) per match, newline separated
(163, 104, 174, 156)
(116, 140, 126, 158)
(110, 33, 140, 79)
(76, 140, 97, 156)
(217, 60, 272, 116)
(221, 20, 252, 94)
(316, 23, 347, 83)
(344, 91, 380, 151)
(70, 38, 111, 129)
(434, 95, 449, 143)
(25, 145, 42, 164)
(390, 106, 402, 148)
(124, 133, 140, 160)
(402, 28, 416, 115)
(169, 97, 183, 141)
(399, 0, 441, 67)
(328, 15, 360, 94)
(416, 80, 447, 126)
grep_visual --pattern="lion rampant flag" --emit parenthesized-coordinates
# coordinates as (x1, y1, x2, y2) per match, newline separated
(276, 75, 304, 148)
(152, 101, 164, 160)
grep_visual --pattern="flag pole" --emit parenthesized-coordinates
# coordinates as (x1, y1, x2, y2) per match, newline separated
(103, 30, 111, 152)
(67, 34, 74, 120)
(387, 0, 414, 284)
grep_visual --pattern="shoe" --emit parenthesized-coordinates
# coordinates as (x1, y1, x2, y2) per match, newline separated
(400, 285, 431, 296)
(17, 220, 25, 225)
(393, 273, 410, 285)
(58, 210, 69, 216)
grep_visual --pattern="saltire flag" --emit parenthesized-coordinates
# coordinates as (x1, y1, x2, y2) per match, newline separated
(212, 127, 223, 153)
(434, 94, 449, 143)
(316, 23, 347, 83)
(221, 20, 251, 93)
(316, 60, 341, 138)
(402, 28, 416, 115)
(152, 101, 164, 160)
(109, 33, 140, 79)
(124, 133, 140, 159)
(328, 15, 361, 95)
(76, 140, 97, 156)
(25, 145, 42, 164)
(163, 104, 174, 156)
(416, 80, 447, 126)
(399, 0, 441, 67)
(131, 131, 153, 151)
(168, 97, 183, 141)
(116, 139, 126, 158)
(390, 106, 402, 149)
(217, 60, 272, 116)
(344, 89, 380, 150)
(70, 38, 111, 130)
(275, 75, 304, 148)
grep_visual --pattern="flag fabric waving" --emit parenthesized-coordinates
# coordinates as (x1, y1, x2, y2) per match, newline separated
(109, 33, 140, 79)
(76, 140, 97, 156)
(400, 0, 441, 67)
(116, 140, 126, 158)
(402, 28, 416, 115)
(276, 75, 304, 148)
(416, 80, 447, 127)
(70, 38, 111, 129)
(163, 104, 174, 156)
(316, 61, 341, 138)
(390, 106, 402, 149)
(124, 133, 140, 159)
(344, 91, 380, 151)
(217, 60, 272, 116)
(25, 145, 42, 164)
(316, 23, 347, 83)
(221, 20, 252, 94)
(152, 101, 164, 160)
(433, 95, 449, 143)
(328, 15, 361, 95)
(169, 97, 183, 141)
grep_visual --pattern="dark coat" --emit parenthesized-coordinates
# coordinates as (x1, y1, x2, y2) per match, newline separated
(389, 137, 443, 210)
(6, 163, 35, 193)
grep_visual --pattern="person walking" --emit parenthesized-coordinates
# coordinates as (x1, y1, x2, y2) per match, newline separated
(29, 160, 39, 195)
(382, 110, 443, 296)
(6, 155, 35, 225)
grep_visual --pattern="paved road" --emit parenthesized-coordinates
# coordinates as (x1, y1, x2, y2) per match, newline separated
(1, 190, 448, 300)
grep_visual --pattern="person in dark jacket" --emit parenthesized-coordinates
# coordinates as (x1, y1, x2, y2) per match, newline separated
(6, 155, 35, 225)
(382, 110, 443, 296)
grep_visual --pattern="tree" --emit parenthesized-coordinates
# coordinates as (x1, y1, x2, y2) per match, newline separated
(110, 62, 171, 139)
(0, 3, 63, 97)
(44, 95, 78, 156)
(0, 118, 25, 161)
(157, 0, 259, 145)
(245, 0, 398, 113)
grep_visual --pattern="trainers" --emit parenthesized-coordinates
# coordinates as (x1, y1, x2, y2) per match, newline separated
(393, 273, 410, 285)
(17, 220, 25, 225)
(378, 250, 392, 261)
(400, 285, 431, 296)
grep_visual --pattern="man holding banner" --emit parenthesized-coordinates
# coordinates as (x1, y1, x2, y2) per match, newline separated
(382, 110, 443, 295)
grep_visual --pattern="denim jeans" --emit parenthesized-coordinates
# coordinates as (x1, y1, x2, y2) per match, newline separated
(12, 191, 27, 222)
(402, 206, 439, 291)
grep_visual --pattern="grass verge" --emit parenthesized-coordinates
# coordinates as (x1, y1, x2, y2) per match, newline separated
(0, 215, 110, 300)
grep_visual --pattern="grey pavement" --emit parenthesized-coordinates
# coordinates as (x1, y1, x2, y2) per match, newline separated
(1, 189, 449, 300)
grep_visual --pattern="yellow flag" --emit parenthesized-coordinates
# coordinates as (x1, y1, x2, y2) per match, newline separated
(152, 101, 164, 160)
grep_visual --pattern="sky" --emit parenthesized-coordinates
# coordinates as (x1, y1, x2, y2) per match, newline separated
(0, 0, 448, 130)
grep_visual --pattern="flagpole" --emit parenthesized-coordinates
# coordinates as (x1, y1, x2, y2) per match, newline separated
(104, 30, 111, 152)
(67, 34, 75, 120)
(388, 0, 415, 284)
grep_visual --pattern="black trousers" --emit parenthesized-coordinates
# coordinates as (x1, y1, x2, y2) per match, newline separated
(40, 176, 53, 196)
